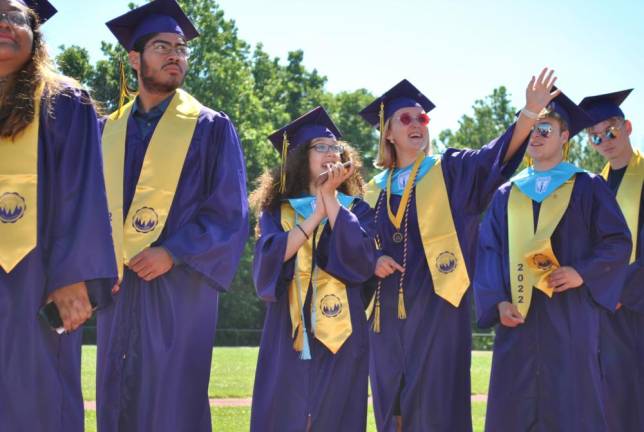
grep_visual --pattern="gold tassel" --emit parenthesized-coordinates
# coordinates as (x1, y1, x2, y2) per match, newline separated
(378, 101, 386, 161)
(563, 141, 570, 161)
(397, 287, 407, 319)
(372, 300, 381, 333)
(279, 132, 289, 194)
(116, 61, 134, 119)
(293, 322, 304, 352)
(523, 155, 533, 167)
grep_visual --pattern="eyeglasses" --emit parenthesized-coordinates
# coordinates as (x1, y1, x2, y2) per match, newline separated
(0, 11, 29, 27)
(532, 122, 554, 138)
(309, 143, 344, 154)
(146, 41, 190, 58)
(589, 124, 622, 146)
(395, 112, 430, 126)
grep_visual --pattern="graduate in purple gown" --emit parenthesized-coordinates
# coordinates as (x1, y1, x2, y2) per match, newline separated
(580, 89, 644, 431)
(475, 91, 632, 432)
(249, 106, 377, 432)
(357, 72, 559, 432)
(96, 1, 249, 431)
(0, 1, 117, 430)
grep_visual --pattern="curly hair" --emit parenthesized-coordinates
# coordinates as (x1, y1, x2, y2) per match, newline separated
(249, 140, 366, 230)
(0, 6, 80, 139)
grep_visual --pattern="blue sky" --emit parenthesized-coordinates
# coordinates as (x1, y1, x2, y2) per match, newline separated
(44, 0, 644, 150)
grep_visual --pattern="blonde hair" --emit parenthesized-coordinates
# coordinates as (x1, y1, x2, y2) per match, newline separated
(374, 117, 430, 169)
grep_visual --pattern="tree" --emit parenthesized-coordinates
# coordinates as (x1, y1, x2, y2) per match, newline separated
(437, 86, 516, 151)
(55, 45, 93, 85)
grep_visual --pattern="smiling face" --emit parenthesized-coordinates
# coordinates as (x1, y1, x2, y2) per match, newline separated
(527, 116, 569, 166)
(385, 106, 430, 159)
(307, 137, 343, 179)
(0, 0, 34, 76)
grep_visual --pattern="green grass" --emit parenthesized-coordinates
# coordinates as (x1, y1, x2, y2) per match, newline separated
(471, 351, 492, 395)
(81, 347, 491, 430)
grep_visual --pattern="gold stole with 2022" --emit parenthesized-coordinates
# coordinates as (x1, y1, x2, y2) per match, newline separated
(508, 177, 576, 318)
(280, 203, 352, 355)
(102, 89, 201, 279)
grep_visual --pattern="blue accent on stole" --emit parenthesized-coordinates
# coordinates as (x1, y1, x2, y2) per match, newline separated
(510, 162, 585, 202)
(373, 155, 438, 196)
(287, 192, 356, 220)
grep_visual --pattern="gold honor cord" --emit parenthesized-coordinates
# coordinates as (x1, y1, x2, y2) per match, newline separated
(280, 203, 352, 354)
(365, 158, 470, 334)
(508, 179, 576, 319)
(0, 85, 43, 272)
(601, 150, 644, 263)
(386, 153, 424, 243)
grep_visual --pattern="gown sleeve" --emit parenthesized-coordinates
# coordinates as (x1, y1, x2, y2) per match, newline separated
(161, 114, 250, 292)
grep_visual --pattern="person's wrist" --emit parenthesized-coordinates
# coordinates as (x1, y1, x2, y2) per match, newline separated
(521, 106, 539, 119)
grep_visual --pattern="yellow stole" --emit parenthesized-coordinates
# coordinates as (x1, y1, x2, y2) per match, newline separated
(280, 203, 352, 355)
(601, 150, 643, 263)
(364, 159, 470, 307)
(102, 89, 201, 279)
(0, 86, 43, 273)
(508, 178, 576, 318)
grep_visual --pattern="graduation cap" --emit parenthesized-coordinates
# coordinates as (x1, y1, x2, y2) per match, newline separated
(359, 79, 436, 129)
(105, 0, 199, 52)
(17, 0, 57, 23)
(543, 89, 594, 139)
(267, 106, 342, 192)
(268, 106, 342, 154)
(579, 89, 633, 124)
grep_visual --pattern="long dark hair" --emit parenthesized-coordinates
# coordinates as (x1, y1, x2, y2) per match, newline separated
(0, 7, 79, 139)
(249, 140, 365, 231)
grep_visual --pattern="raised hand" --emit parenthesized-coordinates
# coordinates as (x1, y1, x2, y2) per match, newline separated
(525, 67, 561, 114)
(318, 161, 354, 197)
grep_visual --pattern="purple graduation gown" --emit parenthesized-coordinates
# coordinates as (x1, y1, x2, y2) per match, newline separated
(0, 88, 117, 432)
(474, 173, 632, 432)
(369, 125, 525, 432)
(250, 200, 377, 432)
(96, 105, 249, 432)
(599, 177, 644, 431)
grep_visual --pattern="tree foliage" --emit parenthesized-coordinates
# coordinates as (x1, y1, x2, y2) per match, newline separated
(54, 0, 608, 334)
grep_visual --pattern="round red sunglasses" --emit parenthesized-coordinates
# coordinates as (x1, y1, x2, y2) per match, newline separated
(395, 112, 430, 126)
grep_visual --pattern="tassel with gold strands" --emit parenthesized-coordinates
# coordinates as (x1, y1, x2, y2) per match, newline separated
(293, 319, 304, 351)
(372, 295, 381, 333)
(398, 287, 407, 319)
(563, 141, 571, 161)
(279, 132, 289, 194)
(378, 101, 386, 155)
(371, 198, 385, 333)
(116, 61, 134, 119)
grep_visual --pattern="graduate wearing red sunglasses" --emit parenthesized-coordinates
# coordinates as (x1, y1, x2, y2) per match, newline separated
(358, 71, 559, 432)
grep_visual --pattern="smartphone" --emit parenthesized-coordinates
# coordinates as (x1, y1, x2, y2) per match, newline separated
(38, 302, 65, 334)
(38, 300, 98, 334)
(317, 160, 353, 184)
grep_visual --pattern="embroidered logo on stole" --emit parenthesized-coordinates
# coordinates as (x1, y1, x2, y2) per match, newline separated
(102, 89, 202, 279)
